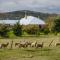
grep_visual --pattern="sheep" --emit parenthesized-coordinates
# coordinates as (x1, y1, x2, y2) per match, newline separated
(15, 43, 20, 47)
(31, 41, 37, 47)
(36, 42, 44, 48)
(56, 43, 60, 46)
(19, 41, 28, 48)
(49, 40, 54, 47)
(1, 42, 9, 48)
(25, 41, 32, 47)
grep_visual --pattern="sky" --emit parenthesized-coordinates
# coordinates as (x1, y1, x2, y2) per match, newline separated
(0, 0, 60, 14)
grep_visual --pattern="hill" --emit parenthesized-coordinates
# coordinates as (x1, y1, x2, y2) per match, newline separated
(0, 10, 58, 20)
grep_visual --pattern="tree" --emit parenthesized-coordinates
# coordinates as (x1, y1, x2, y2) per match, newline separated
(53, 17, 60, 33)
(0, 24, 10, 37)
(13, 21, 22, 36)
(46, 16, 55, 33)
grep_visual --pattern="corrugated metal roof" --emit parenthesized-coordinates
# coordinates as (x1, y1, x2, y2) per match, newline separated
(0, 20, 18, 25)
(20, 16, 45, 25)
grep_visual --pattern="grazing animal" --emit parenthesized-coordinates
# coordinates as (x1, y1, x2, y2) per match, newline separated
(56, 43, 60, 46)
(31, 41, 37, 47)
(15, 43, 20, 47)
(26, 41, 32, 47)
(1, 42, 9, 48)
(19, 41, 28, 48)
(36, 42, 44, 48)
(49, 40, 54, 47)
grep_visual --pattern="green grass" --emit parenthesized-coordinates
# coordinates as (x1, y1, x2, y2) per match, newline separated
(0, 47, 60, 60)
(0, 34, 60, 60)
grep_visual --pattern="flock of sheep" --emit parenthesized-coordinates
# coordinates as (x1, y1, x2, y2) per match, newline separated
(0, 40, 44, 49)
(0, 40, 60, 49)
(15, 41, 44, 48)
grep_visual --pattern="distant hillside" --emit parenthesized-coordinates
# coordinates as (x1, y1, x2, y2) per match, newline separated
(0, 10, 58, 20)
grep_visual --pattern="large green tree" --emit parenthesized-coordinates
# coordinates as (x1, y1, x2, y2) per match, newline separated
(13, 21, 22, 36)
(53, 17, 60, 33)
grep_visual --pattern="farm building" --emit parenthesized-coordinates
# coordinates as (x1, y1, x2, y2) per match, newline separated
(0, 20, 18, 25)
(20, 16, 46, 29)
(20, 16, 45, 25)
(0, 16, 45, 28)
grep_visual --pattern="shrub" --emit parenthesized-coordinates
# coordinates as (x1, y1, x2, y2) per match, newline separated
(0, 24, 10, 38)
(43, 28, 50, 35)
(22, 25, 40, 35)
(13, 22, 22, 36)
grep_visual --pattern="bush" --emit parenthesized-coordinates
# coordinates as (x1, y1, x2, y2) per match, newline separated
(7, 30, 15, 38)
(43, 28, 50, 35)
(13, 22, 22, 36)
(0, 25, 10, 38)
(22, 25, 40, 35)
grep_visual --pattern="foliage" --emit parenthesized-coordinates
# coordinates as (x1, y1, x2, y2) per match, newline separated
(52, 17, 60, 33)
(43, 28, 50, 35)
(13, 21, 22, 36)
(7, 30, 15, 38)
(22, 25, 40, 35)
(0, 25, 10, 37)
(46, 16, 55, 33)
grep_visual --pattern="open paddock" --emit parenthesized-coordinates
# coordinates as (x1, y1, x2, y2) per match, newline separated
(0, 35, 60, 60)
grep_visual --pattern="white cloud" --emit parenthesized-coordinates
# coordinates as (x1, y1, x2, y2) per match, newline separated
(0, 0, 60, 13)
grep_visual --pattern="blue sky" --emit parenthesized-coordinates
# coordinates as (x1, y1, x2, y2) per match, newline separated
(0, 0, 60, 14)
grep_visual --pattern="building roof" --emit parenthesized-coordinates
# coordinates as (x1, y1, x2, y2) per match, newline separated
(0, 16, 45, 25)
(0, 20, 18, 25)
(20, 16, 45, 25)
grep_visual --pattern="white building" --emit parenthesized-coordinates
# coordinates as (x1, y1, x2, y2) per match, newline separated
(20, 16, 45, 25)
(0, 16, 45, 26)
(0, 20, 18, 25)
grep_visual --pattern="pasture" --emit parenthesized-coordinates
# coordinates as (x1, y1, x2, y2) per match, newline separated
(0, 35, 60, 60)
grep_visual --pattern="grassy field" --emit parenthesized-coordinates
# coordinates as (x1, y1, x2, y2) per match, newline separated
(0, 35, 60, 60)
